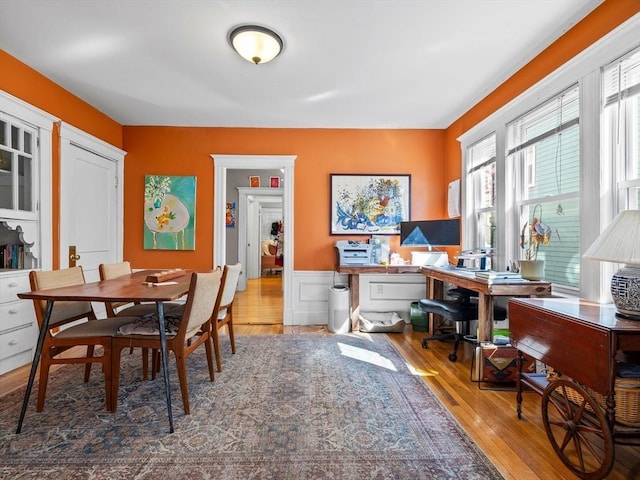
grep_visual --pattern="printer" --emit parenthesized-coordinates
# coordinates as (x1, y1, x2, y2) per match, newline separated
(335, 240, 373, 266)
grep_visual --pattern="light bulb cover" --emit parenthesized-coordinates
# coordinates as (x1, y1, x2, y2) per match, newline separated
(229, 25, 283, 64)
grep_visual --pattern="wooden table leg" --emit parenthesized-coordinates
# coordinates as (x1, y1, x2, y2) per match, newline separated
(477, 293, 494, 342)
(349, 273, 360, 332)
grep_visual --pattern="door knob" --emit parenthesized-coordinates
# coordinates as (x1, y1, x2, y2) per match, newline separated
(68, 245, 80, 267)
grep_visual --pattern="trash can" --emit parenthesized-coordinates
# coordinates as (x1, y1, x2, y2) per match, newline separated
(328, 284, 350, 333)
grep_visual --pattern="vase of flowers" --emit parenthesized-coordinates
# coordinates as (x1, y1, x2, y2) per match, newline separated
(519, 204, 552, 280)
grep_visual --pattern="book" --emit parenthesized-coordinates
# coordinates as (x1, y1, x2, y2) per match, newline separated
(474, 271, 522, 280)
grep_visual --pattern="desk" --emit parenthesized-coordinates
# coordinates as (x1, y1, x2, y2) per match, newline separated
(335, 265, 422, 331)
(421, 265, 551, 342)
(16, 269, 191, 434)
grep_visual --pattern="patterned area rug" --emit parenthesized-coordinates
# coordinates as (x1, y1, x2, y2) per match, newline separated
(0, 334, 503, 479)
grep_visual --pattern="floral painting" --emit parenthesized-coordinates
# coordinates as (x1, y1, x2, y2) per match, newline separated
(144, 175, 196, 250)
(330, 174, 410, 234)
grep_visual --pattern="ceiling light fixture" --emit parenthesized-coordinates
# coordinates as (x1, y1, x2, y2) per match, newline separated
(229, 25, 283, 65)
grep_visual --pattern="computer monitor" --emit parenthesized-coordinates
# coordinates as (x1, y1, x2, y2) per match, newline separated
(399, 219, 460, 248)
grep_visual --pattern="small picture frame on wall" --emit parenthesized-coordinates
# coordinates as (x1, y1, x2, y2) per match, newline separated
(249, 175, 260, 188)
(270, 176, 280, 188)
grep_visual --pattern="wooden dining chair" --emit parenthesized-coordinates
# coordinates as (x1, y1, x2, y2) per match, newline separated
(211, 262, 242, 372)
(99, 261, 160, 317)
(99, 261, 168, 380)
(110, 267, 226, 414)
(28, 267, 138, 412)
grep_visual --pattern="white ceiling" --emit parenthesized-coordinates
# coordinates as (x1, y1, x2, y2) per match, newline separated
(0, 0, 602, 128)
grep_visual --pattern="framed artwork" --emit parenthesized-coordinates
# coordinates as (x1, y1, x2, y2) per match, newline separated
(249, 175, 260, 188)
(270, 176, 280, 188)
(144, 175, 196, 250)
(226, 201, 236, 227)
(330, 173, 410, 235)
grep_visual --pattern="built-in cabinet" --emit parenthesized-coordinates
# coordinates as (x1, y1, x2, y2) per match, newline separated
(0, 90, 55, 375)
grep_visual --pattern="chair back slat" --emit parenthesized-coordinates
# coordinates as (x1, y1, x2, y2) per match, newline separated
(99, 261, 132, 280)
(30, 267, 95, 328)
(219, 263, 241, 312)
(181, 268, 224, 335)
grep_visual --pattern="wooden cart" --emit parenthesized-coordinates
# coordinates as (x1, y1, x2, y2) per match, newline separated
(509, 297, 640, 480)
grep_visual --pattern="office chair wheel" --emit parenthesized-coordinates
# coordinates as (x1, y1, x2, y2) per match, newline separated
(422, 338, 429, 349)
(448, 353, 458, 362)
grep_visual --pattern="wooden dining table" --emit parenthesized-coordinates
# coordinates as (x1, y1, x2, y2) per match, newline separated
(16, 269, 192, 434)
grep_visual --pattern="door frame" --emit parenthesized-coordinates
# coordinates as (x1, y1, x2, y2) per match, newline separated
(59, 122, 125, 269)
(212, 154, 296, 325)
(238, 188, 283, 281)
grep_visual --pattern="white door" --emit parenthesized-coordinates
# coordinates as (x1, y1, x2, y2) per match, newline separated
(59, 124, 124, 316)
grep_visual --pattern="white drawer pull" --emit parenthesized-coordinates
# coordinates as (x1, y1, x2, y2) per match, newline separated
(8, 309, 18, 314)
(8, 282, 18, 287)
(9, 340, 18, 346)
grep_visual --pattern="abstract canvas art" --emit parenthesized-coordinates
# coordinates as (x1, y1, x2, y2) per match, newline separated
(144, 175, 196, 250)
(330, 174, 410, 234)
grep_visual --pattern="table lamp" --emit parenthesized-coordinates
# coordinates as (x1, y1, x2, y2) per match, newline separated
(583, 210, 640, 319)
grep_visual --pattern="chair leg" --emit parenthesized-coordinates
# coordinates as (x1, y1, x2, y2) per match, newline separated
(110, 343, 126, 413)
(102, 341, 113, 412)
(228, 316, 236, 355)
(174, 350, 190, 414)
(36, 353, 52, 412)
(142, 347, 149, 380)
(151, 349, 160, 380)
(204, 336, 215, 382)
(212, 325, 222, 372)
(84, 345, 95, 382)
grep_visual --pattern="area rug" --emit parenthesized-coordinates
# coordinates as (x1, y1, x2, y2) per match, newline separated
(0, 334, 503, 479)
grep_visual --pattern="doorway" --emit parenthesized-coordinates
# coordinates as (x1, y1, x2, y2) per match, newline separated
(212, 155, 296, 325)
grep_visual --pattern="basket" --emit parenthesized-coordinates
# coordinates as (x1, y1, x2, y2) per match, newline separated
(547, 368, 640, 427)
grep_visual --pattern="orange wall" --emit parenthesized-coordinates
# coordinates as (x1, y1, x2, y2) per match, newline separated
(1, 0, 637, 271)
(122, 127, 445, 271)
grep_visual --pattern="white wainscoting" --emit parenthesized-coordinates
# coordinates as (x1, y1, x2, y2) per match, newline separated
(292, 271, 426, 326)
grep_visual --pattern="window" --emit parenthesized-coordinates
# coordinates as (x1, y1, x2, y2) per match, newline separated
(458, 15, 638, 300)
(603, 47, 640, 211)
(506, 85, 581, 289)
(466, 134, 497, 251)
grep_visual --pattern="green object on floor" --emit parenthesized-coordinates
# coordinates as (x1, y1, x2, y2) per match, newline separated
(410, 301, 429, 332)
(493, 328, 510, 338)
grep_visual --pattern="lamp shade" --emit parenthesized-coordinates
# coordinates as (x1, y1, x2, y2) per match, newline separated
(584, 210, 640, 319)
(229, 25, 283, 65)
(583, 210, 640, 264)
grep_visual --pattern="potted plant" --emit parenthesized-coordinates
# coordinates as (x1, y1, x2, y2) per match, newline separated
(519, 203, 552, 280)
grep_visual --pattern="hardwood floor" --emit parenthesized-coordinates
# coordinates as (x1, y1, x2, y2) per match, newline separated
(2, 274, 639, 479)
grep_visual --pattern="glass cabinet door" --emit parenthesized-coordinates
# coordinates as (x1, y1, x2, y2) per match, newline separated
(0, 116, 34, 214)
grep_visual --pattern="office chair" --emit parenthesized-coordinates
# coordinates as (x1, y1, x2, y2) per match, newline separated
(419, 288, 507, 362)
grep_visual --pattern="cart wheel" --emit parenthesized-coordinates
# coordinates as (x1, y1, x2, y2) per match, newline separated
(448, 353, 457, 362)
(422, 339, 428, 349)
(541, 378, 614, 480)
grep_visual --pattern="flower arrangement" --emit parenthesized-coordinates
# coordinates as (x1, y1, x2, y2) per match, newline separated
(520, 203, 552, 261)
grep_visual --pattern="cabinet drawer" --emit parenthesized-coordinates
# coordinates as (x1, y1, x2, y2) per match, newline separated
(0, 324, 35, 362)
(0, 300, 34, 332)
(0, 273, 31, 303)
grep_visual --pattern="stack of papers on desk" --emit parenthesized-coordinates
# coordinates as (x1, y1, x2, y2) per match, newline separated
(475, 271, 522, 280)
